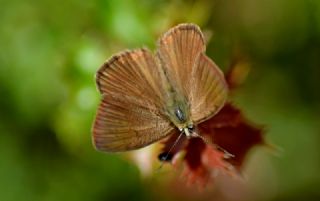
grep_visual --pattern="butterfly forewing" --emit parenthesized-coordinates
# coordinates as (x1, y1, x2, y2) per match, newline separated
(157, 23, 228, 124)
(157, 24, 206, 95)
(93, 49, 174, 152)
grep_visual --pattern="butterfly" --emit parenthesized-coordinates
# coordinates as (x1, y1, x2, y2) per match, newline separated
(92, 23, 228, 152)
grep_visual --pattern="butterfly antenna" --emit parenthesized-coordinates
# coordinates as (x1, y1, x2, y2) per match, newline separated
(191, 131, 234, 159)
(156, 131, 184, 172)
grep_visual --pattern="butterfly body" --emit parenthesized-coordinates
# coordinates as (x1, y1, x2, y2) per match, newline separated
(93, 23, 228, 152)
(164, 91, 191, 129)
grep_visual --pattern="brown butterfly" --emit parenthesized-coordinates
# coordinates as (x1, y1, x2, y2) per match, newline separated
(92, 23, 228, 152)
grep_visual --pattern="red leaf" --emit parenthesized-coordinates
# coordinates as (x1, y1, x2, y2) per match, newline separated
(198, 103, 265, 169)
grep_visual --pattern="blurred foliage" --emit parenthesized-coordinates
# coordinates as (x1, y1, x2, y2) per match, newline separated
(0, 0, 320, 200)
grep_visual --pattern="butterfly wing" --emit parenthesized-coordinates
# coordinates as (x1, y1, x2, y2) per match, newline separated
(157, 23, 228, 124)
(93, 49, 174, 152)
(188, 53, 228, 123)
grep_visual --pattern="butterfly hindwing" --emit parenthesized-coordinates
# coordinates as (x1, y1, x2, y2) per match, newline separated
(188, 53, 228, 123)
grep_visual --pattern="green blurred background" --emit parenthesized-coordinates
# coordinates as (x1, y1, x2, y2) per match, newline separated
(1, 0, 320, 200)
